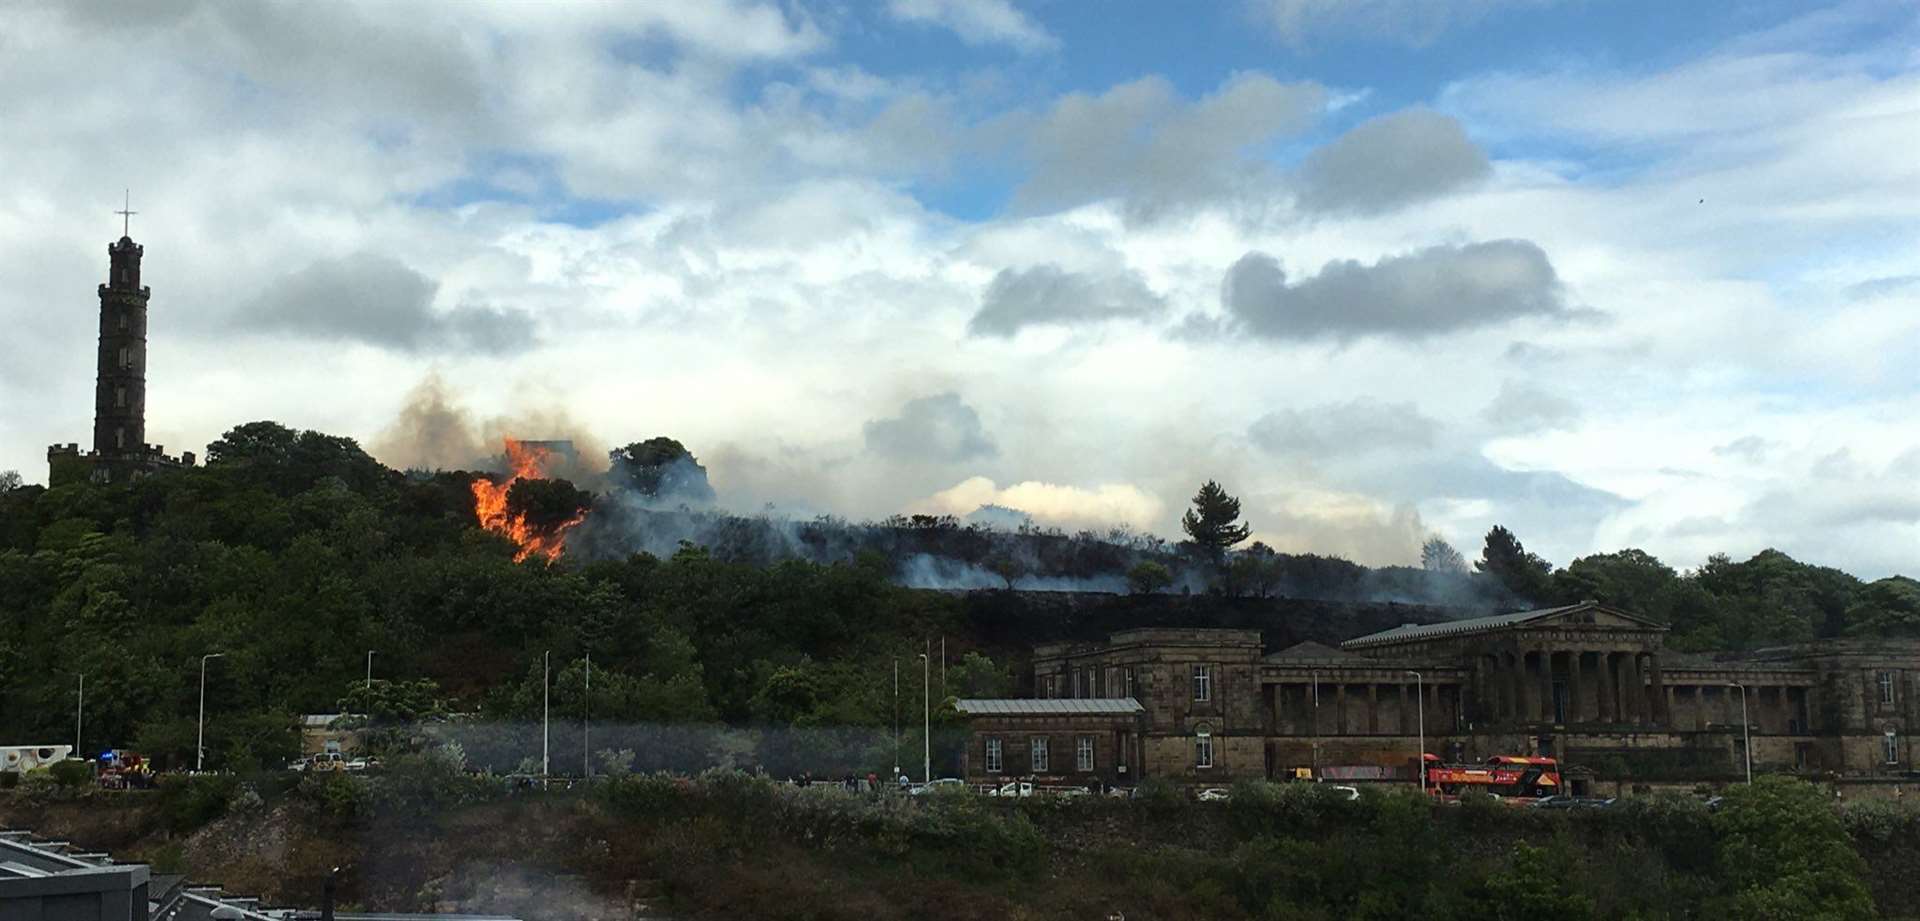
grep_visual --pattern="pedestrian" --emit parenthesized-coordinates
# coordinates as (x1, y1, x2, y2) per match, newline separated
(867, 771, 878, 793)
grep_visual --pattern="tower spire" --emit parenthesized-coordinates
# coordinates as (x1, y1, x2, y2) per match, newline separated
(114, 189, 137, 238)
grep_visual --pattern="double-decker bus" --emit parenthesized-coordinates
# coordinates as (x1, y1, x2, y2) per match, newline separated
(1421, 753, 1560, 800)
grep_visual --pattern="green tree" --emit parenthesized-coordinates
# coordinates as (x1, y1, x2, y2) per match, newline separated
(1182, 480, 1251, 561)
(1711, 775, 1876, 920)
(1127, 560, 1173, 594)
(1476, 526, 1553, 603)
(986, 556, 1024, 590)
(1845, 577, 1920, 637)
(1421, 535, 1468, 574)
(607, 437, 715, 502)
(1480, 841, 1595, 920)
(0, 470, 21, 493)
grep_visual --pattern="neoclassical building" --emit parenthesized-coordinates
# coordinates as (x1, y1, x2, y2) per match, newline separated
(958, 602, 1919, 789)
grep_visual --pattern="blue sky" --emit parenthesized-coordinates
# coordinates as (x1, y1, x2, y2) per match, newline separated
(1, 0, 1916, 577)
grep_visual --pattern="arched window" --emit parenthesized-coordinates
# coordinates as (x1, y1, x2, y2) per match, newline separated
(1885, 731, 1900, 765)
(1194, 724, 1213, 769)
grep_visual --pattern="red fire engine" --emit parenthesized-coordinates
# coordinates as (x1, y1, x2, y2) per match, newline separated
(1420, 753, 1560, 800)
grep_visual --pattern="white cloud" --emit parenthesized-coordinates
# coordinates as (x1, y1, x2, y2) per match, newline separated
(1254, 0, 1566, 47)
(915, 476, 1165, 531)
(887, 0, 1058, 52)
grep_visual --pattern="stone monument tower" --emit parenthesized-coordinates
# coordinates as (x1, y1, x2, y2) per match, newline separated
(47, 196, 193, 485)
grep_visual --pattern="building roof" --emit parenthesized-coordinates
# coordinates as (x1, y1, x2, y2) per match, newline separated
(1341, 602, 1666, 649)
(955, 698, 1145, 715)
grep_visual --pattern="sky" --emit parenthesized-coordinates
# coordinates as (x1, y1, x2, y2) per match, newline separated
(1, 0, 1916, 578)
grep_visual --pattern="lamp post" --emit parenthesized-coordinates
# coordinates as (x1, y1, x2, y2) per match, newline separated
(1309, 670, 1320, 777)
(892, 658, 900, 780)
(583, 652, 591, 779)
(1728, 682, 1752, 784)
(365, 650, 374, 691)
(197, 653, 224, 772)
(75, 673, 84, 756)
(918, 645, 931, 785)
(542, 650, 550, 782)
(1407, 670, 1426, 795)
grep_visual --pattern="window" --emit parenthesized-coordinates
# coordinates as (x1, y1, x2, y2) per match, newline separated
(985, 737, 1003, 773)
(1885, 732, 1900, 766)
(1077, 736, 1094, 772)
(1074, 668, 1087, 698)
(1041, 674, 1056, 699)
(1192, 664, 1212, 702)
(117, 311, 128, 331)
(114, 387, 126, 408)
(1125, 666, 1136, 699)
(115, 427, 125, 449)
(1194, 726, 1213, 768)
(1879, 671, 1896, 706)
(1105, 668, 1121, 698)
(1030, 736, 1049, 773)
(118, 346, 130, 368)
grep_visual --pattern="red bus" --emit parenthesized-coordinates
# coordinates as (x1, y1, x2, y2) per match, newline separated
(1421, 753, 1560, 800)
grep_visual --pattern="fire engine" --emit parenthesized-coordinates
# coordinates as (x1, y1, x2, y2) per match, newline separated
(1420, 753, 1560, 800)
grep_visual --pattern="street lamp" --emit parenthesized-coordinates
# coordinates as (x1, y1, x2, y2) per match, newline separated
(918, 645, 931, 785)
(1728, 682, 1752, 784)
(583, 652, 591, 779)
(1407, 671, 1426, 795)
(1309, 670, 1320, 777)
(892, 658, 900, 780)
(197, 653, 225, 772)
(365, 650, 375, 691)
(74, 673, 84, 756)
(542, 650, 551, 783)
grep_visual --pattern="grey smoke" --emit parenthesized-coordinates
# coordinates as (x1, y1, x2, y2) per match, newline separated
(1293, 108, 1491, 215)
(1481, 381, 1581, 431)
(1220, 239, 1566, 341)
(863, 393, 998, 462)
(238, 252, 536, 354)
(968, 264, 1166, 336)
(1249, 399, 1439, 458)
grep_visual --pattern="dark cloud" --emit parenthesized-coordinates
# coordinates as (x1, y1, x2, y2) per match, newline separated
(238, 253, 536, 354)
(863, 393, 997, 462)
(1249, 399, 1438, 458)
(969, 264, 1166, 337)
(1481, 381, 1580, 431)
(1220, 240, 1565, 341)
(1294, 109, 1490, 215)
(1005, 74, 1326, 220)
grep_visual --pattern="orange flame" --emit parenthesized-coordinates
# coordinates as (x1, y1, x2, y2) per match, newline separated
(471, 438, 587, 563)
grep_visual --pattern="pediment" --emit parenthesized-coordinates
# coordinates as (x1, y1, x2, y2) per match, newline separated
(1530, 602, 1666, 632)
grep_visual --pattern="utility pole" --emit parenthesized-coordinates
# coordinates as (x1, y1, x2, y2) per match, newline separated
(197, 653, 224, 772)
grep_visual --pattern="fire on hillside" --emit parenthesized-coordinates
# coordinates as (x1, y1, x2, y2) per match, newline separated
(471, 438, 589, 562)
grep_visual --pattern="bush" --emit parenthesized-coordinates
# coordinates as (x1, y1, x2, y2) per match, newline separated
(155, 774, 239, 833)
(48, 759, 93, 788)
(295, 772, 372, 819)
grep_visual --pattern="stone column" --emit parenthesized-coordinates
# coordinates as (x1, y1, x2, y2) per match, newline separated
(1398, 683, 1411, 735)
(1540, 649, 1557, 723)
(1598, 652, 1618, 723)
(1647, 654, 1668, 726)
(1622, 654, 1642, 724)
(1570, 651, 1587, 723)
(1507, 653, 1525, 723)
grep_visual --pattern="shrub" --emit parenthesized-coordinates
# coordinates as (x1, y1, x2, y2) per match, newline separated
(155, 774, 239, 833)
(295, 772, 372, 819)
(48, 759, 94, 788)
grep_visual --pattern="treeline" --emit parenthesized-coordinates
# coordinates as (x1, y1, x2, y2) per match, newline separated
(0, 420, 1913, 768)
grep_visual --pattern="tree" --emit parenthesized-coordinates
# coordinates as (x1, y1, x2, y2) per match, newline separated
(0, 470, 20, 493)
(1127, 561, 1173, 595)
(504, 477, 593, 532)
(1711, 775, 1875, 920)
(1475, 526, 1553, 602)
(1181, 480, 1251, 561)
(1420, 536, 1467, 574)
(1844, 576, 1920, 637)
(986, 556, 1024, 590)
(607, 437, 716, 502)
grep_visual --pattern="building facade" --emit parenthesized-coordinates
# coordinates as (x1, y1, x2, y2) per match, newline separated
(959, 603, 1920, 788)
(48, 226, 193, 486)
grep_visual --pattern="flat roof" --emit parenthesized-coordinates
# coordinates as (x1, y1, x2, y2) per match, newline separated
(956, 698, 1145, 715)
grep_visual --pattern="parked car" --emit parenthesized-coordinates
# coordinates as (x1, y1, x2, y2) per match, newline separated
(989, 781, 1035, 798)
(1327, 784, 1361, 801)
(1197, 787, 1231, 802)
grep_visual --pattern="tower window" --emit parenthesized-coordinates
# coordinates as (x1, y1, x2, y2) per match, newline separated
(115, 427, 125, 449)
(114, 387, 126, 408)
(118, 346, 130, 369)
(118, 311, 128, 331)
